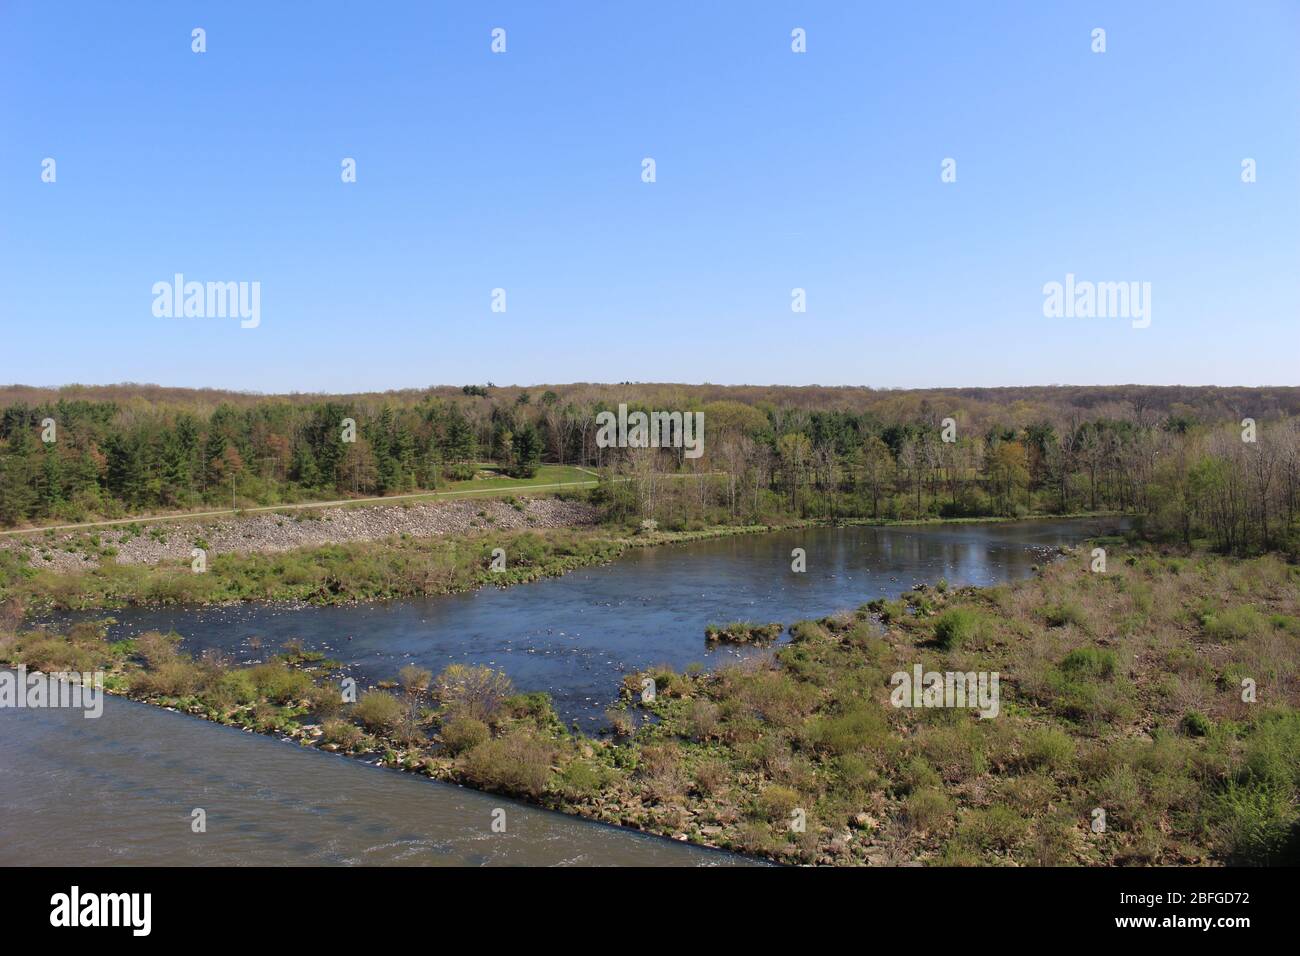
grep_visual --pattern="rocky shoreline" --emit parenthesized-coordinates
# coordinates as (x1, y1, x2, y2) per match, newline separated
(3, 497, 600, 573)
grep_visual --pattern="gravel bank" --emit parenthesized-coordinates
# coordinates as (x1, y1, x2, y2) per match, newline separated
(4, 497, 601, 572)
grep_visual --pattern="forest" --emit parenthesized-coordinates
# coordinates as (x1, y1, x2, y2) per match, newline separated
(2, 383, 1298, 555)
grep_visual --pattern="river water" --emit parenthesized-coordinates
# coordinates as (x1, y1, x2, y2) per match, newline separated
(2, 518, 1122, 865)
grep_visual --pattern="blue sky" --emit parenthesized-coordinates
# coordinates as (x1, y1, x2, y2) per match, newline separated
(1, 1, 1296, 392)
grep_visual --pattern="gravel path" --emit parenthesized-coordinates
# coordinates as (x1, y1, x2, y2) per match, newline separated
(3, 497, 600, 572)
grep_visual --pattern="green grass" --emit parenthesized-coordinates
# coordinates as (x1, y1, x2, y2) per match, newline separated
(343, 464, 597, 504)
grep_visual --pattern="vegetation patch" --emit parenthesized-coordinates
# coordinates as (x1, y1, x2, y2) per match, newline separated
(2, 542, 1296, 866)
(704, 621, 783, 644)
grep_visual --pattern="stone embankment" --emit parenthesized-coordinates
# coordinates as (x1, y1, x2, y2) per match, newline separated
(3, 497, 600, 572)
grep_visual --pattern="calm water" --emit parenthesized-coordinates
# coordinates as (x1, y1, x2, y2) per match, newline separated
(5, 518, 1121, 866)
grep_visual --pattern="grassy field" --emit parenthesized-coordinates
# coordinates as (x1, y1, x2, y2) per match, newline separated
(7, 540, 1297, 866)
(431, 463, 596, 493)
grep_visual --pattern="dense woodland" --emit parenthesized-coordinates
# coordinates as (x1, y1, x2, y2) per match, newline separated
(2, 383, 1299, 554)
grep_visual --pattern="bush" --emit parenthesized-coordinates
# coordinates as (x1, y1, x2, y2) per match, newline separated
(1024, 726, 1076, 772)
(754, 784, 801, 823)
(904, 788, 953, 831)
(1060, 647, 1116, 680)
(321, 718, 366, 751)
(1202, 605, 1267, 642)
(956, 805, 1028, 853)
(933, 608, 982, 650)
(1181, 711, 1212, 737)
(440, 716, 490, 755)
(501, 691, 557, 725)
(129, 658, 203, 698)
(805, 705, 889, 755)
(686, 699, 720, 740)
(460, 731, 555, 797)
(692, 759, 728, 796)
(308, 681, 344, 718)
(215, 669, 258, 706)
(705, 621, 783, 644)
(433, 664, 514, 722)
(557, 760, 613, 799)
(1212, 783, 1299, 865)
(1043, 601, 1086, 628)
(135, 631, 181, 668)
(248, 662, 314, 704)
(353, 690, 403, 732)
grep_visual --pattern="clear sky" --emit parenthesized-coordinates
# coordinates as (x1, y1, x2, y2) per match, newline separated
(1, 1, 1296, 392)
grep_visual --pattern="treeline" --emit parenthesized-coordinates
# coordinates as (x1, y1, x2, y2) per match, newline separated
(0, 395, 545, 524)
(2, 385, 1299, 554)
(598, 407, 1300, 555)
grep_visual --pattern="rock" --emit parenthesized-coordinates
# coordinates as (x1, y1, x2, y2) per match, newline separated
(1, 497, 600, 572)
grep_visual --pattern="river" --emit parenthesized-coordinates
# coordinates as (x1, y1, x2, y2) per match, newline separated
(3, 517, 1122, 865)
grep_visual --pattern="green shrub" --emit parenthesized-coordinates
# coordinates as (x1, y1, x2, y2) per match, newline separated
(129, 658, 203, 698)
(248, 662, 314, 704)
(904, 788, 953, 831)
(1024, 726, 1076, 772)
(501, 691, 557, 725)
(433, 664, 514, 722)
(933, 608, 982, 650)
(1060, 647, 1116, 680)
(308, 681, 344, 718)
(1202, 605, 1267, 642)
(805, 705, 889, 755)
(1239, 711, 1300, 790)
(557, 759, 613, 799)
(321, 718, 366, 751)
(705, 621, 783, 644)
(460, 731, 555, 797)
(215, 669, 258, 706)
(441, 716, 490, 755)
(353, 690, 403, 732)
(1181, 711, 1212, 737)
(135, 631, 181, 668)
(1043, 601, 1086, 628)
(755, 784, 801, 823)
(1212, 783, 1299, 865)
(956, 805, 1028, 853)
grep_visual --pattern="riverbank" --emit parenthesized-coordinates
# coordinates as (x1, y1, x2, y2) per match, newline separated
(0, 496, 1130, 613)
(0, 519, 782, 612)
(5, 541, 1295, 865)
